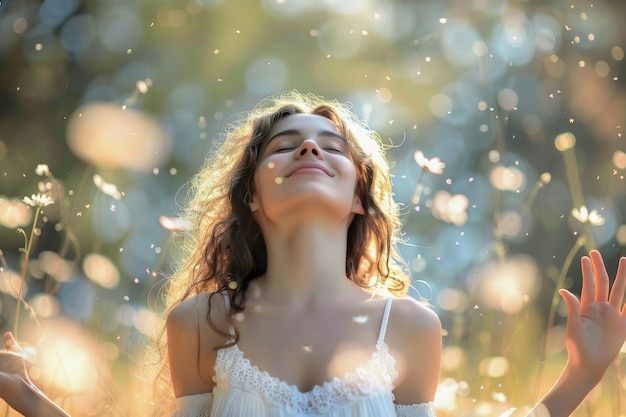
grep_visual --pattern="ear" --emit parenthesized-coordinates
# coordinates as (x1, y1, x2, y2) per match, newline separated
(249, 195, 260, 212)
(352, 195, 365, 215)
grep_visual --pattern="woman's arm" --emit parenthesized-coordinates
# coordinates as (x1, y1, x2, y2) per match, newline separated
(530, 251, 626, 417)
(167, 294, 217, 397)
(390, 297, 442, 405)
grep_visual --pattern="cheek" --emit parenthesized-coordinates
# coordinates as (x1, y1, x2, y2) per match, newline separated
(253, 161, 282, 195)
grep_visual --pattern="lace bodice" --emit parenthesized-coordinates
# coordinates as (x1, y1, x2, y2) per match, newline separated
(171, 298, 438, 416)
(214, 340, 398, 414)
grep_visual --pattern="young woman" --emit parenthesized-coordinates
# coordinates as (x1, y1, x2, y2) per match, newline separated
(1, 93, 625, 417)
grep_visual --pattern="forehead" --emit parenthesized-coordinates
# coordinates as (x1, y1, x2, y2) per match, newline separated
(268, 113, 339, 137)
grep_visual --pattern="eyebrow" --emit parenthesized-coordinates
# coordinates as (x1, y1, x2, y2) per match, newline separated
(268, 129, 346, 143)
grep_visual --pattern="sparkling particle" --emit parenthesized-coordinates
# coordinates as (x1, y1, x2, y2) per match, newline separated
(302, 344, 313, 353)
(352, 315, 369, 325)
(35, 164, 50, 176)
(275, 177, 283, 184)
(268, 162, 275, 169)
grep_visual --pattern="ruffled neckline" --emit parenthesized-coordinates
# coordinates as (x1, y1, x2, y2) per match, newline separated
(214, 341, 398, 414)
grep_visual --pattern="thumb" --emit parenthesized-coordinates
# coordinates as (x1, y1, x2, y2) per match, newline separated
(4, 332, 21, 353)
(559, 289, 581, 318)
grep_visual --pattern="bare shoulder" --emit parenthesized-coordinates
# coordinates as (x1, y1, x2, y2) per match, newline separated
(387, 297, 442, 405)
(389, 296, 441, 337)
(167, 292, 230, 397)
(167, 291, 228, 330)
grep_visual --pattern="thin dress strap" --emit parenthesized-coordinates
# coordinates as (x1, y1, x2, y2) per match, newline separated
(377, 298, 393, 345)
(220, 291, 236, 339)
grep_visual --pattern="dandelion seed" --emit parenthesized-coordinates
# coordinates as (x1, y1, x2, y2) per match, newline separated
(93, 175, 123, 200)
(414, 151, 445, 174)
(159, 215, 190, 232)
(23, 194, 53, 207)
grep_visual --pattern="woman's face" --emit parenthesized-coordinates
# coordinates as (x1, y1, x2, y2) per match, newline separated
(249, 113, 364, 224)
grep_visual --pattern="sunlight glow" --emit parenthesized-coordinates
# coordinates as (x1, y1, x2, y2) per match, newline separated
(38, 341, 96, 392)
(66, 103, 172, 172)
(83, 253, 120, 289)
(0, 197, 32, 228)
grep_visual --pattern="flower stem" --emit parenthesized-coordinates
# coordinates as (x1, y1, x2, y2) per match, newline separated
(14, 207, 41, 338)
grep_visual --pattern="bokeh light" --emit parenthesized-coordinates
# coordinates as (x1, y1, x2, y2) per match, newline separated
(66, 103, 172, 172)
(0, 1, 625, 416)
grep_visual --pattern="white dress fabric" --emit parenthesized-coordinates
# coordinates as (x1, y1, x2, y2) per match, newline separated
(171, 297, 437, 416)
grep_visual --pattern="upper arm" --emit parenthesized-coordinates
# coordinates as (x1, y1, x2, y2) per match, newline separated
(167, 293, 227, 398)
(389, 297, 442, 405)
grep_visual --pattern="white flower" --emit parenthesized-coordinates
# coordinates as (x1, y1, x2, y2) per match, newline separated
(35, 164, 50, 176)
(414, 151, 446, 174)
(571, 206, 605, 226)
(23, 194, 54, 207)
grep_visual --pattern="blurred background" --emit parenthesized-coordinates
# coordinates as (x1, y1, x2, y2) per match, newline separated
(0, 0, 625, 415)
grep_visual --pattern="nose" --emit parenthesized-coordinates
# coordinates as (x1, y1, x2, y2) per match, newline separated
(295, 139, 322, 158)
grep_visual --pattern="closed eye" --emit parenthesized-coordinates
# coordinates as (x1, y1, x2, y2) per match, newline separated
(274, 147, 295, 153)
(323, 147, 343, 153)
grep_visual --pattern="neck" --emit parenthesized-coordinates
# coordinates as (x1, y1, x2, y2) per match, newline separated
(257, 219, 360, 308)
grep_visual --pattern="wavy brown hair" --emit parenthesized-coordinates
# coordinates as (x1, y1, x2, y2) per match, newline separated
(149, 92, 409, 414)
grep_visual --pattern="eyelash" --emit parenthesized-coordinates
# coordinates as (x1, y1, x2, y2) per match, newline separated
(273, 146, 343, 153)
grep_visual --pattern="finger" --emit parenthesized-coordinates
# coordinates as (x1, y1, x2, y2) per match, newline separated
(3, 332, 21, 353)
(560, 289, 581, 320)
(580, 255, 594, 307)
(590, 250, 610, 302)
(609, 256, 626, 310)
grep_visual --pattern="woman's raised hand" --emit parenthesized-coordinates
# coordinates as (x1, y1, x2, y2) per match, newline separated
(559, 250, 626, 382)
(0, 332, 72, 416)
(0, 332, 31, 401)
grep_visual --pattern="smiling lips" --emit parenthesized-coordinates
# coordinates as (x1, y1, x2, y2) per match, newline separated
(286, 163, 333, 177)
